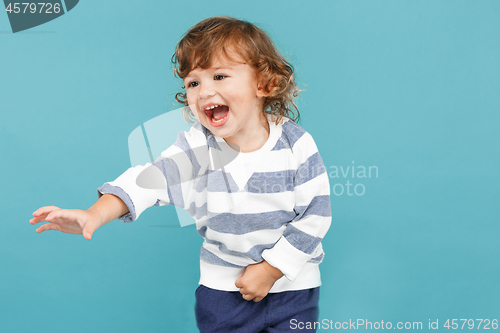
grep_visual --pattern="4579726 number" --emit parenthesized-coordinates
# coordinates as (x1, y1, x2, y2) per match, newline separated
(5, 3, 62, 14)
(444, 319, 498, 330)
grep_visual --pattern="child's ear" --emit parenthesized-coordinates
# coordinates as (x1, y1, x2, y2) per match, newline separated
(256, 74, 269, 97)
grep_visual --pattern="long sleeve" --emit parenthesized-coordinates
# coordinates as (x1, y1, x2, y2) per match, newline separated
(96, 161, 169, 222)
(96, 125, 206, 223)
(261, 132, 332, 281)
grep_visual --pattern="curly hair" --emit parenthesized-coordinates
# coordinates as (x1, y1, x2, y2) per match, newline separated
(171, 16, 301, 125)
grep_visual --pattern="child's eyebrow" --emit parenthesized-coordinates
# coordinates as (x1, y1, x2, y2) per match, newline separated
(184, 66, 234, 80)
(211, 66, 234, 70)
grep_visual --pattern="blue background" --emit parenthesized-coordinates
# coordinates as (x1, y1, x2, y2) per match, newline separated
(1, 1, 499, 332)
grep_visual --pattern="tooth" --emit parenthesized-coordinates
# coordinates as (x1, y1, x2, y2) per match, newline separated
(204, 104, 223, 111)
(212, 113, 227, 123)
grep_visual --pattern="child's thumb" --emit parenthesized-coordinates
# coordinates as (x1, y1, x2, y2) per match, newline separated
(83, 222, 99, 241)
(235, 276, 242, 289)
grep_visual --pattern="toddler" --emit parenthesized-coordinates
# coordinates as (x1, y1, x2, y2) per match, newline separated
(30, 16, 332, 333)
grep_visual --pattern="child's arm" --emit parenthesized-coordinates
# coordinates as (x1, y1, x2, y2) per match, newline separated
(30, 193, 129, 240)
(261, 132, 332, 282)
(30, 131, 197, 237)
(234, 260, 284, 302)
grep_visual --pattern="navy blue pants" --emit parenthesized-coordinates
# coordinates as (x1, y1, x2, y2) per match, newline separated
(195, 285, 320, 333)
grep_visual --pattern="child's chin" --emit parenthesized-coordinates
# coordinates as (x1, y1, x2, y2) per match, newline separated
(209, 126, 234, 139)
(211, 127, 230, 136)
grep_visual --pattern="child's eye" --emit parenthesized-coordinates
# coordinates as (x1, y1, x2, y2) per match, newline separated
(214, 74, 226, 80)
(187, 81, 199, 88)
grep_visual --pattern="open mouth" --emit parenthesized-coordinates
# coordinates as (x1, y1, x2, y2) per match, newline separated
(204, 105, 229, 127)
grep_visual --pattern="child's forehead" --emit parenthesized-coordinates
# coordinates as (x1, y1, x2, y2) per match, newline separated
(187, 46, 249, 73)
(205, 52, 244, 68)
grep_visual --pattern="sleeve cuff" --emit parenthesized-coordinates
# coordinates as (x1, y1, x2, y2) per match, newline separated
(261, 236, 313, 282)
(97, 183, 135, 223)
(95, 162, 168, 223)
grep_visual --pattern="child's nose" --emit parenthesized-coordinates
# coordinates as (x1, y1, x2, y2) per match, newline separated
(198, 83, 216, 99)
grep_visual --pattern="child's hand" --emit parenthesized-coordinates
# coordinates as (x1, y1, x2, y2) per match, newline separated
(234, 260, 284, 302)
(29, 206, 103, 240)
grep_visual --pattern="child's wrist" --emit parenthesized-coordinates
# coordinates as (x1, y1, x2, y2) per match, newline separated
(86, 207, 104, 227)
(262, 260, 284, 280)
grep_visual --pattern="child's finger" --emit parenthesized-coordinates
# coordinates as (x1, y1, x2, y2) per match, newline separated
(46, 209, 77, 223)
(30, 207, 70, 225)
(35, 223, 60, 233)
(30, 208, 60, 224)
(83, 227, 93, 240)
(29, 217, 46, 224)
(32, 206, 60, 217)
(234, 277, 243, 289)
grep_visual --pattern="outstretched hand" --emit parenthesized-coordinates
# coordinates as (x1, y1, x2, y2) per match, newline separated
(29, 206, 103, 240)
(235, 260, 284, 302)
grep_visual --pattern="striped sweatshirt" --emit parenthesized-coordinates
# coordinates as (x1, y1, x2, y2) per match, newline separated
(97, 116, 332, 292)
